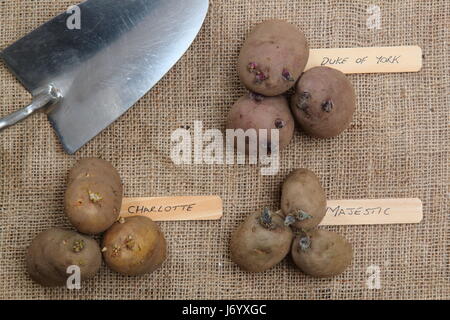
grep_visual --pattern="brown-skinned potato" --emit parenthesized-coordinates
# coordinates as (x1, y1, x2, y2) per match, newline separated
(65, 158, 123, 235)
(230, 208, 294, 272)
(291, 229, 353, 277)
(65, 178, 122, 234)
(26, 228, 102, 287)
(291, 66, 356, 138)
(281, 168, 327, 230)
(102, 216, 167, 276)
(238, 20, 309, 96)
(67, 158, 122, 189)
(226, 93, 295, 154)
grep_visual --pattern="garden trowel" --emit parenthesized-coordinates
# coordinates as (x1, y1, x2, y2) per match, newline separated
(0, 0, 209, 154)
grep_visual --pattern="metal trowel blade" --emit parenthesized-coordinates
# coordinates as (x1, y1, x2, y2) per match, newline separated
(1, 0, 209, 153)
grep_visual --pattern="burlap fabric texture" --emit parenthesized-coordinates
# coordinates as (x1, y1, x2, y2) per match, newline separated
(0, 0, 448, 299)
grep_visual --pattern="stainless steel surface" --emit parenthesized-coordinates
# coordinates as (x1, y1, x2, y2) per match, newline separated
(0, 85, 61, 131)
(0, 0, 209, 153)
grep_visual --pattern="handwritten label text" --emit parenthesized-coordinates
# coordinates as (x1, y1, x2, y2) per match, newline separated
(327, 206, 391, 217)
(127, 203, 196, 215)
(321, 55, 401, 67)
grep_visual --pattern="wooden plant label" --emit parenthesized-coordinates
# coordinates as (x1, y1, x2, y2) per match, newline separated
(120, 195, 223, 221)
(120, 196, 422, 226)
(305, 46, 423, 74)
(320, 198, 423, 226)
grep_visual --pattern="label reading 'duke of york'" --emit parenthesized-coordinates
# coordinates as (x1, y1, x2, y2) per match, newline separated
(305, 46, 423, 74)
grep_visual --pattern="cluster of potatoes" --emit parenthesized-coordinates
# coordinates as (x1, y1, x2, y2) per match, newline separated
(25, 20, 358, 286)
(231, 168, 353, 277)
(26, 158, 167, 287)
(227, 20, 356, 152)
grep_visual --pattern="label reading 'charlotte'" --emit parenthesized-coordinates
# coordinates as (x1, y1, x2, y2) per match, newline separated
(120, 196, 223, 221)
(319, 198, 423, 226)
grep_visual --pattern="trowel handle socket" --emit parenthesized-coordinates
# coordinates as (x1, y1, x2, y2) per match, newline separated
(0, 85, 61, 131)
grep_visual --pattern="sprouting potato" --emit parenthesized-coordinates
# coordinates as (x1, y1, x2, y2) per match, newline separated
(291, 229, 353, 277)
(226, 92, 295, 154)
(281, 168, 327, 230)
(102, 216, 167, 276)
(230, 208, 294, 272)
(65, 158, 123, 234)
(26, 228, 102, 286)
(291, 66, 356, 138)
(238, 20, 309, 96)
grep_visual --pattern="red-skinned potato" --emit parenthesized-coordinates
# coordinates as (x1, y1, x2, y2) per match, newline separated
(26, 228, 102, 286)
(238, 20, 309, 96)
(102, 216, 167, 276)
(291, 66, 356, 138)
(230, 208, 294, 272)
(226, 93, 295, 154)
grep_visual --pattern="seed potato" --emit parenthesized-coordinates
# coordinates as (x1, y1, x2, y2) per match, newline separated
(281, 168, 327, 230)
(238, 20, 309, 96)
(226, 93, 295, 154)
(102, 216, 167, 276)
(26, 228, 102, 286)
(65, 158, 123, 234)
(230, 208, 294, 272)
(291, 229, 353, 277)
(67, 158, 122, 189)
(291, 66, 356, 138)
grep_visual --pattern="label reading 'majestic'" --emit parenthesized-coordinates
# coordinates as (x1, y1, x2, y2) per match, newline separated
(320, 198, 423, 226)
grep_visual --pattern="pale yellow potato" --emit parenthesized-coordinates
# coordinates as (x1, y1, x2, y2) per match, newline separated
(102, 216, 167, 276)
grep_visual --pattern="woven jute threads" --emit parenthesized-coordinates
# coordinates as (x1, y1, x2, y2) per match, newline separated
(0, 0, 448, 299)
